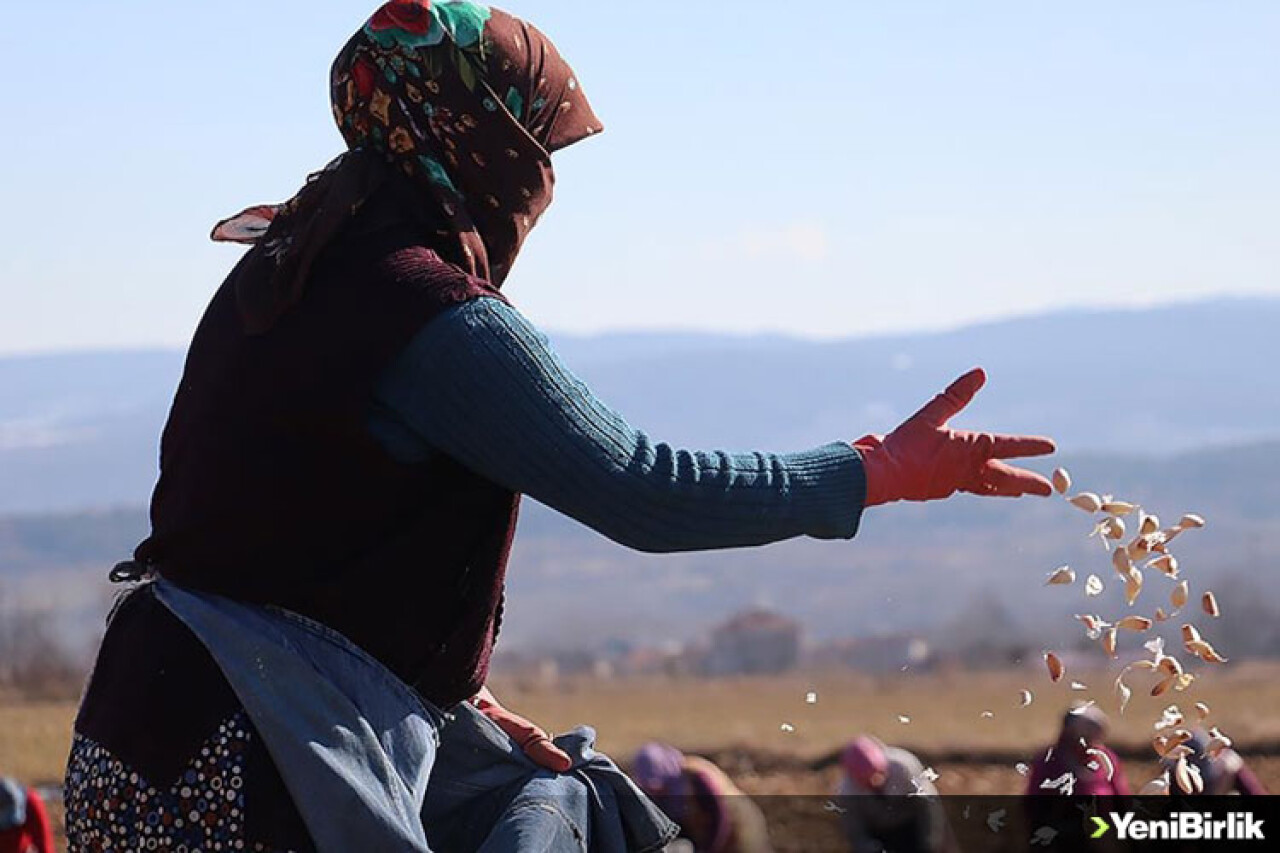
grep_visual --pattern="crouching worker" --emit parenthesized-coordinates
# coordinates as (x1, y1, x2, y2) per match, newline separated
(0, 778, 54, 853)
(632, 744, 772, 853)
(1026, 705, 1130, 799)
(834, 737, 958, 853)
(1163, 730, 1269, 796)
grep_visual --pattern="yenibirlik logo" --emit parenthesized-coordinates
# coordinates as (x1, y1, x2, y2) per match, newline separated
(1091, 811, 1265, 842)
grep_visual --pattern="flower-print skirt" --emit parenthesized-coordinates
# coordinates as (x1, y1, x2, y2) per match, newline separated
(64, 585, 315, 852)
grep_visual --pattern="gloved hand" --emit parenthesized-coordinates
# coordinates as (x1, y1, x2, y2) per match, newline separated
(473, 686, 574, 772)
(854, 368, 1056, 506)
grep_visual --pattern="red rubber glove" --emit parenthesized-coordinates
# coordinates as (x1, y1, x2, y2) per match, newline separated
(854, 368, 1056, 506)
(473, 686, 574, 772)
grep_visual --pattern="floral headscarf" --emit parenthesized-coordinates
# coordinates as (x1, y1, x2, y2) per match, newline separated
(213, 0, 601, 332)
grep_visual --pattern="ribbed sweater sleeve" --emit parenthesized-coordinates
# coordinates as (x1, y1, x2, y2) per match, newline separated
(368, 297, 866, 553)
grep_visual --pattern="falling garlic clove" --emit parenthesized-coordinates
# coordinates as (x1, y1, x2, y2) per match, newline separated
(1194, 702, 1211, 721)
(1101, 499, 1138, 516)
(1125, 567, 1144, 606)
(1139, 773, 1170, 795)
(1171, 581, 1189, 610)
(1126, 536, 1155, 561)
(1112, 548, 1134, 577)
(1158, 652, 1184, 674)
(1154, 607, 1169, 622)
(1116, 615, 1153, 632)
(1018, 690, 1033, 708)
(1181, 624, 1201, 645)
(1045, 566, 1075, 586)
(1177, 513, 1206, 530)
(1086, 748, 1116, 782)
(1102, 517, 1126, 540)
(1155, 707, 1186, 733)
(1139, 513, 1160, 536)
(1206, 727, 1233, 758)
(1051, 468, 1072, 495)
(1151, 674, 1177, 697)
(1115, 676, 1132, 713)
(1174, 756, 1196, 794)
(1202, 591, 1220, 618)
(1044, 651, 1065, 683)
(1186, 639, 1229, 664)
(1069, 492, 1103, 513)
(1101, 628, 1118, 658)
(1148, 554, 1179, 578)
(1185, 762, 1205, 793)
(1075, 613, 1106, 638)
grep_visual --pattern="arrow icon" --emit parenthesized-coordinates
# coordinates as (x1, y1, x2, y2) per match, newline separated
(1091, 816, 1111, 839)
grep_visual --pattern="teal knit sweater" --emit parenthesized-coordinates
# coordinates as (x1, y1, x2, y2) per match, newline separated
(368, 297, 866, 553)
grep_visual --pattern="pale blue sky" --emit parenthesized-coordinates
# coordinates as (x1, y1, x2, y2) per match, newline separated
(1, 1, 1277, 354)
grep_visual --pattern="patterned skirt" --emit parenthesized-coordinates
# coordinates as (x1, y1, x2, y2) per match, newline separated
(64, 585, 315, 852)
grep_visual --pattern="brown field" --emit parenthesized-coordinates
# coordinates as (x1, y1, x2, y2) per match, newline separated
(4, 665, 1278, 851)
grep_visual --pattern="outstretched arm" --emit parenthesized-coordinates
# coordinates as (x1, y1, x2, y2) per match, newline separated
(370, 297, 867, 553)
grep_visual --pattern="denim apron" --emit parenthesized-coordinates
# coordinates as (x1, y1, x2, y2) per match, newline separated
(153, 580, 677, 853)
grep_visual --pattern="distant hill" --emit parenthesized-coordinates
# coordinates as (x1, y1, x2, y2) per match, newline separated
(2, 297, 1278, 514)
(3, 297, 1277, 656)
(4, 442, 1278, 657)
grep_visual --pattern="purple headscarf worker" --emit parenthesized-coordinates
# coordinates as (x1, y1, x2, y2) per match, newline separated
(65, 0, 1056, 849)
(632, 743, 772, 853)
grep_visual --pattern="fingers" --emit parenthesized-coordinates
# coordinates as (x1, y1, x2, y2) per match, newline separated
(972, 459, 1054, 498)
(522, 735, 574, 773)
(989, 433, 1057, 460)
(493, 715, 573, 771)
(475, 687, 574, 772)
(914, 368, 986, 427)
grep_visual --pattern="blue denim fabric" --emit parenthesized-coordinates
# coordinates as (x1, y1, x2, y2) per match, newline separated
(154, 580, 441, 852)
(153, 580, 677, 853)
(425, 703, 678, 853)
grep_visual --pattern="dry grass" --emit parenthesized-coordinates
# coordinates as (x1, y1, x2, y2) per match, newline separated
(489, 661, 1280, 762)
(0, 697, 76, 785)
(4, 666, 1277, 851)
(9, 664, 1280, 785)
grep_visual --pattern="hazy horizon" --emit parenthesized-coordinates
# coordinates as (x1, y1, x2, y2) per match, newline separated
(0, 292, 1275, 359)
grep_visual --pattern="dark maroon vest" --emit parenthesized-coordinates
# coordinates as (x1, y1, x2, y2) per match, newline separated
(135, 186, 518, 707)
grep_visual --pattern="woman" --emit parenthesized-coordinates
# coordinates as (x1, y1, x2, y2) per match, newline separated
(833, 737, 957, 853)
(65, 2, 1056, 850)
(1026, 706, 1130, 800)
(631, 743, 772, 853)
(0, 779, 54, 853)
